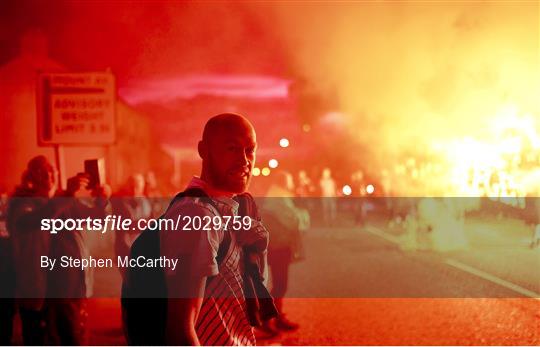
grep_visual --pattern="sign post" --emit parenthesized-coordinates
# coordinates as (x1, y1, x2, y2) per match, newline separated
(37, 72, 116, 189)
(53, 145, 65, 190)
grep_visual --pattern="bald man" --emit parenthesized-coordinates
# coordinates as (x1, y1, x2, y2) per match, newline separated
(161, 114, 262, 345)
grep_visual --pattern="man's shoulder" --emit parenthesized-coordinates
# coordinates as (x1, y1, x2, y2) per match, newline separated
(163, 195, 219, 218)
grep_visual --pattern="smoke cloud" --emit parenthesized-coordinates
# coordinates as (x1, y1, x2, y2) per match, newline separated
(252, 2, 539, 162)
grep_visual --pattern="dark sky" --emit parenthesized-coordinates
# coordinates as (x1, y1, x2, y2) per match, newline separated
(0, 0, 291, 87)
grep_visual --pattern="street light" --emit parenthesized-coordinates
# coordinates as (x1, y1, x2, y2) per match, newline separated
(252, 167, 261, 176)
(269, 159, 278, 168)
(366, 184, 375, 195)
(279, 138, 289, 148)
(261, 167, 271, 176)
(342, 185, 352, 196)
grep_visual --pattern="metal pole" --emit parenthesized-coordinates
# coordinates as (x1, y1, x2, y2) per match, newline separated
(54, 144, 65, 191)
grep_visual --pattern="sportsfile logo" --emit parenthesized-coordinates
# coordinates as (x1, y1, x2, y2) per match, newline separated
(40, 214, 253, 234)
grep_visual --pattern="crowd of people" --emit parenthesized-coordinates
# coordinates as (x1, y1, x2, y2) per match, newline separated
(3, 113, 539, 346)
(0, 154, 215, 344)
(0, 113, 311, 346)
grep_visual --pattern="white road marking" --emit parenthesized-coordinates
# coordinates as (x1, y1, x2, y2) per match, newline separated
(365, 224, 540, 299)
(364, 225, 400, 244)
(445, 259, 540, 299)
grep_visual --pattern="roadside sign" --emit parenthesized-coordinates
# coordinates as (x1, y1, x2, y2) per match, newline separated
(37, 72, 116, 145)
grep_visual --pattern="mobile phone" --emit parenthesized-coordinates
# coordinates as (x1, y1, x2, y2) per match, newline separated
(84, 159, 105, 189)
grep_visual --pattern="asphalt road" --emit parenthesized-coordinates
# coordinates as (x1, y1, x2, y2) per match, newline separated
(261, 223, 540, 345)
(285, 223, 539, 298)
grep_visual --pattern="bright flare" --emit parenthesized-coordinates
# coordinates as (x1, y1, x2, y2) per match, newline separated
(269, 159, 279, 168)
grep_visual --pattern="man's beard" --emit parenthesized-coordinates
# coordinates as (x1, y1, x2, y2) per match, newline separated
(207, 156, 250, 193)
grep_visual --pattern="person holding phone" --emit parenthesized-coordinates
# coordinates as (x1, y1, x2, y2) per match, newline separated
(7, 155, 110, 345)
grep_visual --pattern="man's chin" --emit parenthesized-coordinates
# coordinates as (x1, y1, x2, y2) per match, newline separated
(227, 178, 250, 194)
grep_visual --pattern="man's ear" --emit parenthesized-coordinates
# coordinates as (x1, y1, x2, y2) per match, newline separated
(198, 140, 207, 160)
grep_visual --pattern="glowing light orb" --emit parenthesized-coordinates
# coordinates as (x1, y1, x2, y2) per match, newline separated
(268, 159, 278, 169)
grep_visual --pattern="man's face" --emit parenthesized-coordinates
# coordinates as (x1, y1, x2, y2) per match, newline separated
(204, 122, 257, 194)
(130, 174, 145, 196)
(39, 166, 57, 198)
(48, 168, 58, 197)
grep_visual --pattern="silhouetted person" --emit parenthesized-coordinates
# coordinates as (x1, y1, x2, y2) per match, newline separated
(319, 167, 337, 225)
(7, 156, 58, 345)
(0, 190, 15, 345)
(7, 156, 109, 345)
(112, 173, 152, 279)
(296, 170, 315, 197)
(46, 172, 110, 345)
(144, 171, 167, 218)
(260, 171, 309, 335)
